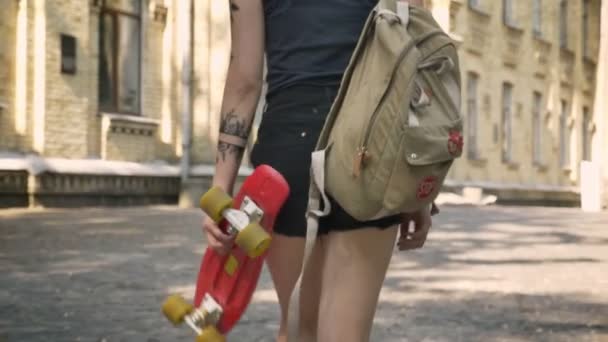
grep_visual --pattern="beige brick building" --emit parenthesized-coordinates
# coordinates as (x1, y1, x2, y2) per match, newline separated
(433, 0, 606, 207)
(0, 0, 606, 208)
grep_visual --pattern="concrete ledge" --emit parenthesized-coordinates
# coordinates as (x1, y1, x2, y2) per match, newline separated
(178, 175, 248, 209)
(0, 170, 29, 208)
(0, 155, 252, 208)
(443, 179, 580, 207)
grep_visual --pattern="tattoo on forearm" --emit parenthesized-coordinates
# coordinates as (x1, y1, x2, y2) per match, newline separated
(217, 111, 250, 162)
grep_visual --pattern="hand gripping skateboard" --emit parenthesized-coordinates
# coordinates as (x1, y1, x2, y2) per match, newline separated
(162, 165, 289, 341)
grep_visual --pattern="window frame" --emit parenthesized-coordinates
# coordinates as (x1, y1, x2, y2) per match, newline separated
(559, 100, 570, 169)
(502, 0, 515, 27)
(559, 0, 568, 50)
(501, 82, 513, 164)
(98, 0, 142, 116)
(532, 92, 543, 166)
(532, 0, 542, 38)
(582, 0, 590, 58)
(466, 72, 479, 160)
(582, 106, 591, 161)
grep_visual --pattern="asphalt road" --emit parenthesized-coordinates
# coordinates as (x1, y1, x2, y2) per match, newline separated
(1, 205, 607, 342)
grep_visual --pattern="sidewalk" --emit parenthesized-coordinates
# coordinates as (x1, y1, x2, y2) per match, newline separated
(0, 205, 607, 341)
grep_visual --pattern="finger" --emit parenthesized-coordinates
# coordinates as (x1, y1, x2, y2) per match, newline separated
(400, 220, 416, 234)
(397, 228, 428, 247)
(410, 224, 430, 240)
(397, 237, 426, 251)
(411, 216, 432, 239)
(209, 241, 230, 255)
(206, 232, 233, 254)
(204, 221, 235, 244)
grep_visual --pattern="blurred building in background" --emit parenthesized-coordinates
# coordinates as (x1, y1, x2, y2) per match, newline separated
(432, 0, 606, 207)
(0, 0, 235, 207)
(0, 0, 606, 209)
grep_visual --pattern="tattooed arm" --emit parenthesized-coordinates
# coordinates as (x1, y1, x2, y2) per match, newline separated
(213, 0, 265, 194)
(203, 0, 264, 254)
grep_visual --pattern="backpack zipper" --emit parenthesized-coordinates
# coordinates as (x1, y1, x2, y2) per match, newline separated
(353, 29, 447, 176)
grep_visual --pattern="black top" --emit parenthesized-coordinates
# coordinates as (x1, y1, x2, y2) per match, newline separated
(263, 0, 376, 100)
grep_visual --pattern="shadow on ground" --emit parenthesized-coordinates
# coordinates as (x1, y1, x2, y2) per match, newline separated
(0, 205, 606, 341)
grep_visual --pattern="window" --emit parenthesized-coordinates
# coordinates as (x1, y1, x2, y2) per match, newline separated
(468, 0, 481, 10)
(582, 0, 590, 57)
(532, 92, 543, 165)
(466, 73, 479, 160)
(502, 0, 514, 26)
(559, 0, 568, 49)
(582, 106, 591, 161)
(98, 0, 141, 114)
(559, 100, 570, 168)
(501, 83, 513, 163)
(532, 0, 542, 37)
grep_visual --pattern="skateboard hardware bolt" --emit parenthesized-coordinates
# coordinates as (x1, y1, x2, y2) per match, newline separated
(223, 209, 250, 235)
(241, 196, 264, 223)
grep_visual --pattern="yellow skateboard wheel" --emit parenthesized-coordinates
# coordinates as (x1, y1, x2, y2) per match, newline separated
(235, 222, 272, 258)
(162, 294, 194, 325)
(200, 186, 233, 223)
(196, 325, 226, 342)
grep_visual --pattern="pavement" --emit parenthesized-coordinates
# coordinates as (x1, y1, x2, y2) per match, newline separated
(0, 205, 607, 342)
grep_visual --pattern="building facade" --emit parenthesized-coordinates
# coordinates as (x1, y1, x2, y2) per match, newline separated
(0, 0, 605, 208)
(432, 0, 606, 206)
(0, 0, 236, 207)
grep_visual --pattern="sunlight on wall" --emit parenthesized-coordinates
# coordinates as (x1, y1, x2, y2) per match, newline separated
(32, 0, 46, 153)
(160, 1, 173, 144)
(14, 0, 27, 135)
(592, 0, 608, 204)
(208, 1, 230, 150)
(431, 0, 449, 33)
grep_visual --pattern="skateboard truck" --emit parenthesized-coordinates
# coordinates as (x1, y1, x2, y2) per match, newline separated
(162, 293, 226, 341)
(224, 196, 264, 235)
(183, 294, 223, 335)
(199, 188, 272, 258)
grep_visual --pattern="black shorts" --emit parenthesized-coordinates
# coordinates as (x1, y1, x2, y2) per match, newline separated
(249, 85, 402, 237)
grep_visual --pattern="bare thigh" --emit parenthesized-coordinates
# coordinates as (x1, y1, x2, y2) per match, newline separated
(266, 233, 326, 342)
(317, 226, 399, 342)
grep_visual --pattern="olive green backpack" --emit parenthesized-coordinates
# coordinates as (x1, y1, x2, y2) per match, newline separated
(288, 1, 464, 338)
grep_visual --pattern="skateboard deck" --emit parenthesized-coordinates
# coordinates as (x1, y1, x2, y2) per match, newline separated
(162, 165, 289, 341)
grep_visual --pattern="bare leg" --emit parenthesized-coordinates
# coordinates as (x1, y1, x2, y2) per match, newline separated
(317, 226, 398, 342)
(266, 233, 326, 342)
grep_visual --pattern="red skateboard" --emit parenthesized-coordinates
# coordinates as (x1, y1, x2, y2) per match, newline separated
(162, 165, 289, 341)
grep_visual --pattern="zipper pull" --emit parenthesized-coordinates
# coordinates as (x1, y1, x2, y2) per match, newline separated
(353, 147, 370, 178)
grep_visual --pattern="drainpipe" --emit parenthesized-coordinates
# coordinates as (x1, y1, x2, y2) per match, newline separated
(180, 0, 193, 183)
